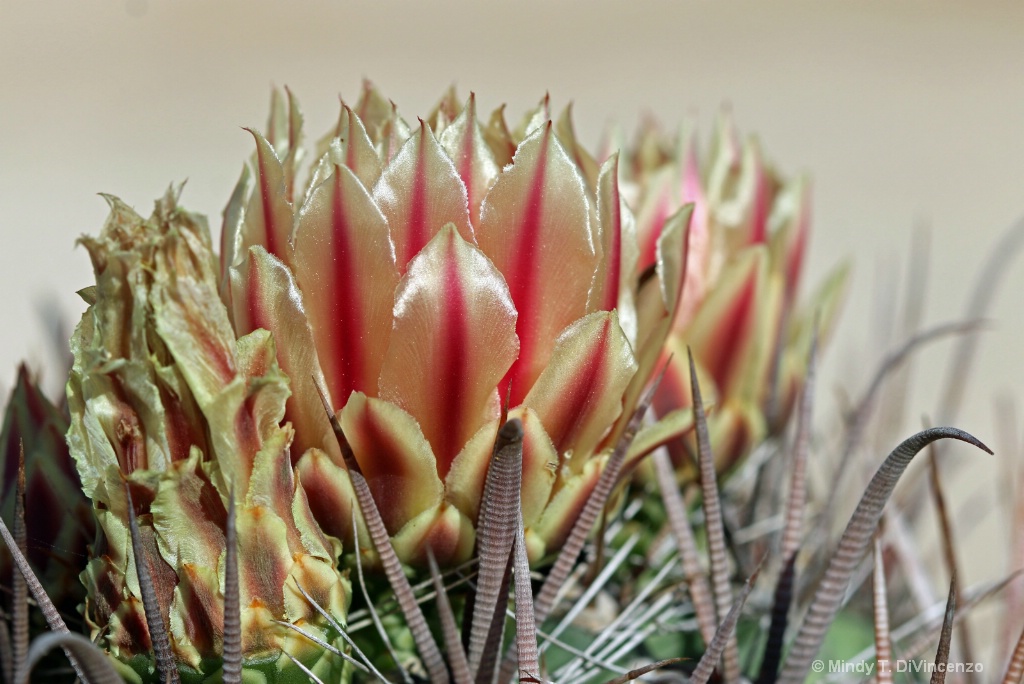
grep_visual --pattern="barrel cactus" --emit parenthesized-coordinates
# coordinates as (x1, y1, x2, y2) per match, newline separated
(0, 82, 1013, 684)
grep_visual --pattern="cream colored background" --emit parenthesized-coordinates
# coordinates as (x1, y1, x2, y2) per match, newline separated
(2, 0, 1023, 665)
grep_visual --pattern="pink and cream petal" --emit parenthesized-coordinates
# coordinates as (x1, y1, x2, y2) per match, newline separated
(293, 162, 399, 406)
(390, 503, 476, 568)
(705, 110, 742, 210)
(513, 93, 551, 142)
(282, 552, 350, 624)
(624, 407, 695, 472)
(376, 101, 413, 165)
(333, 105, 386, 192)
(591, 154, 640, 345)
(263, 87, 289, 156)
(443, 419, 500, 524)
(353, 80, 400, 144)
(634, 204, 691, 367)
(150, 453, 226, 574)
(673, 123, 712, 330)
(305, 104, 383, 204)
(295, 448, 369, 553)
(508, 406, 558, 530)
(634, 167, 676, 273)
(426, 84, 463, 133)
(736, 137, 776, 247)
(607, 207, 691, 449)
(243, 128, 295, 265)
(656, 204, 693, 322)
(230, 246, 341, 462)
(482, 104, 516, 167)
(379, 225, 518, 476)
(235, 504, 293, 621)
(477, 123, 598, 406)
(768, 175, 811, 306)
(555, 103, 600, 190)
(530, 457, 603, 560)
(338, 392, 444, 535)
(277, 87, 305, 203)
(373, 120, 474, 269)
(219, 164, 252, 303)
(708, 401, 766, 473)
(439, 94, 501, 230)
(629, 202, 693, 350)
(520, 311, 637, 469)
(631, 115, 670, 177)
(651, 334, 718, 417)
(262, 86, 303, 170)
(708, 128, 777, 250)
(169, 562, 223, 667)
(687, 245, 779, 404)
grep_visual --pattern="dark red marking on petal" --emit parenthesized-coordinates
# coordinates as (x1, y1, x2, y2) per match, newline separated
(434, 240, 470, 477)
(109, 377, 146, 475)
(639, 193, 671, 271)
(233, 395, 261, 476)
(501, 123, 552, 405)
(706, 267, 757, 392)
(244, 249, 267, 332)
(652, 350, 693, 418)
(785, 198, 810, 304)
(158, 382, 198, 464)
(298, 454, 356, 547)
(546, 317, 611, 454)
(250, 130, 282, 260)
(457, 96, 478, 209)
(240, 508, 287, 616)
(404, 121, 432, 265)
(404, 505, 465, 567)
(359, 410, 413, 534)
(178, 563, 221, 658)
(748, 163, 770, 245)
(601, 160, 623, 312)
(119, 599, 153, 652)
(328, 167, 367, 405)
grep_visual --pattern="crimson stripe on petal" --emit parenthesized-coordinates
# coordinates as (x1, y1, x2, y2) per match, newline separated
(230, 246, 340, 462)
(477, 123, 597, 406)
(592, 154, 639, 345)
(673, 126, 712, 330)
(521, 311, 636, 468)
(688, 246, 777, 402)
(339, 104, 384, 191)
(379, 226, 519, 478)
(635, 169, 674, 273)
(439, 93, 500, 230)
(293, 163, 398, 406)
(745, 140, 772, 245)
(339, 393, 444, 535)
(235, 506, 291, 620)
(244, 129, 294, 265)
(373, 119, 473, 270)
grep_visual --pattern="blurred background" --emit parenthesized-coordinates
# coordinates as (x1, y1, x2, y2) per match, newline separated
(2, 0, 1023, 667)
